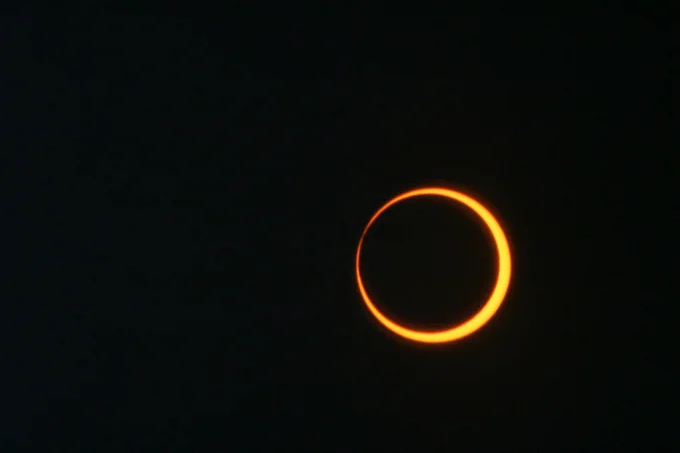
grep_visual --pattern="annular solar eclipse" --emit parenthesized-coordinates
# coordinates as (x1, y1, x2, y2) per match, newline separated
(355, 187, 512, 343)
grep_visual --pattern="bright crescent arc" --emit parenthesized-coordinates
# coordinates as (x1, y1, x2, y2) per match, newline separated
(355, 187, 512, 344)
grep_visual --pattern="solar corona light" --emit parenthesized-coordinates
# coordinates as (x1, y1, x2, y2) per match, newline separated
(354, 187, 512, 344)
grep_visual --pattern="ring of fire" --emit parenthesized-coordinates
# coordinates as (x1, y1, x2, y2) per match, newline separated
(355, 187, 512, 343)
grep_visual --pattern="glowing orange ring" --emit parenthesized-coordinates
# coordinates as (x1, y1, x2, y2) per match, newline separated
(355, 187, 512, 343)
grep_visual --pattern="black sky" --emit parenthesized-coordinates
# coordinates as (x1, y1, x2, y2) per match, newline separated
(2, 14, 674, 451)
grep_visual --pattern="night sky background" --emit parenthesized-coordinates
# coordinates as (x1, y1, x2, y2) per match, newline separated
(2, 15, 675, 451)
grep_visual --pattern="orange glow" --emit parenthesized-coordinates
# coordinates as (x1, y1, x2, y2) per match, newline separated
(355, 187, 512, 343)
